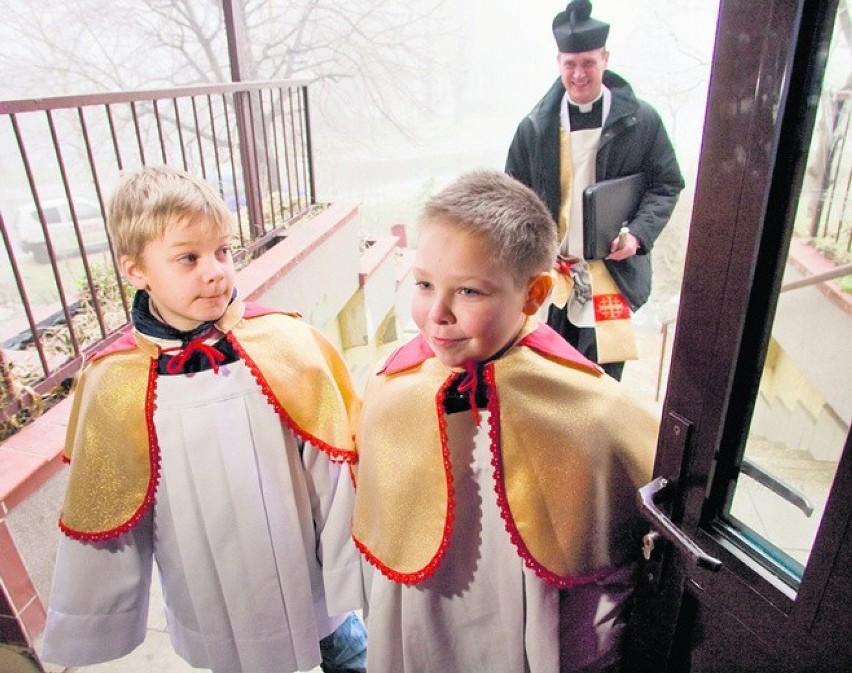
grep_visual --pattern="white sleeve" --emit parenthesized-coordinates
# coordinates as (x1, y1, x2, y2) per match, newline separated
(301, 441, 367, 614)
(39, 513, 154, 667)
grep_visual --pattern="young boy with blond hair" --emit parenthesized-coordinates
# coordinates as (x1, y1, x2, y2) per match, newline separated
(352, 169, 658, 673)
(41, 165, 367, 673)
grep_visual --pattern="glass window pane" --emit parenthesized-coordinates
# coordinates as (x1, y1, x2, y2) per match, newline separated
(725, 6, 850, 588)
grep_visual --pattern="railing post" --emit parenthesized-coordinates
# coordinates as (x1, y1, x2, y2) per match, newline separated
(302, 86, 316, 206)
(222, 0, 264, 238)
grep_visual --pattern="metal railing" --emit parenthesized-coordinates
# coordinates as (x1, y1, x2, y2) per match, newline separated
(655, 260, 852, 402)
(0, 80, 318, 429)
(805, 90, 852, 254)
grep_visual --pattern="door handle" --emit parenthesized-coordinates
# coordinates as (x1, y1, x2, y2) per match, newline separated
(638, 476, 722, 571)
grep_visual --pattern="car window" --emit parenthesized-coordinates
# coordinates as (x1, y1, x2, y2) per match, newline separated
(43, 206, 63, 225)
(75, 201, 101, 219)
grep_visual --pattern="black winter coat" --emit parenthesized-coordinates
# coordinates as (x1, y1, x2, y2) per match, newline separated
(506, 71, 685, 310)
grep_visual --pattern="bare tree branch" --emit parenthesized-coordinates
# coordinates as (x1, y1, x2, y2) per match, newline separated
(0, 0, 450, 139)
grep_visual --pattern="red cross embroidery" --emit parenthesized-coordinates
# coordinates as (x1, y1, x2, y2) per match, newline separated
(594, 294, 631, 321)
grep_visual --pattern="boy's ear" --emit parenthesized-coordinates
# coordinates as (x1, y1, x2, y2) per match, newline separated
(120, 255, 148, 290)
(523, 272, 553, 315)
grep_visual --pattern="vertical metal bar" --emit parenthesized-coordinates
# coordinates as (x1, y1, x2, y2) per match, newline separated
(191, 96, 207, 177)
(222, 0, 264, 241)
(12, 113, 67, 374)
(302, 85, 316, 205)
(222, 94, 246, 246)
(268, 88, 285, 221)
(287, 88, 304, 212)
(821, 155, 837, 240)
(153, 99, 168, 164)
(296, 86, 308, 210)
(79, 106, 130, 320)
(174, 98, 189, 171)
(277, 87, 295, 218)
(130, 101, 146, 165)
(44, 111, 85, 355)
(247, 93, 265, 239)
(0, 208, 48, 375)
(832, 100, 851, 247)
(208, 94, 224, 191)
(105, 103, 124, 171)
(258, 89, 276, 228)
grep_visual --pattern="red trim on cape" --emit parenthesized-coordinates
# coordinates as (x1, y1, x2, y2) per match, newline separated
(378, 324, 602, 378)
(354, 373, 457, 585)
(86, 301, 297, 363)
(483, 364, 607, 588)
(226, 332, 356, 464)
(361, 325, 603, 584)
(59, 358, 163, 541)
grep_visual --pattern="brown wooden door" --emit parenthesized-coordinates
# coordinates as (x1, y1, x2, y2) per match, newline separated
(625, 1, 852, 671)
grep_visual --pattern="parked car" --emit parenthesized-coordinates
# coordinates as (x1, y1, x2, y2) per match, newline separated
(207, 171, 247, 212)
(16, 197, 110, 263)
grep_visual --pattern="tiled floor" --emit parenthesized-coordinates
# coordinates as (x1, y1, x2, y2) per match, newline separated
(38, 572, 328, 673)
(729, 436, 839, 568)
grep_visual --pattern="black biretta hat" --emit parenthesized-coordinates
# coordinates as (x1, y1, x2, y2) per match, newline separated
(552, 1, 610, 53)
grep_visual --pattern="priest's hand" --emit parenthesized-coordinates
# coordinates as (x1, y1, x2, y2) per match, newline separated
(606, 230, 640, 261)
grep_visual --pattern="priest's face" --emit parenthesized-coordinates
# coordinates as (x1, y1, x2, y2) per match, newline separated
(411, 218, 534, 368)
(557, 47, 609, 105)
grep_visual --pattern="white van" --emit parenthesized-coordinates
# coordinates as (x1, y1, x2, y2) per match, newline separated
(16, 197, 110, 263)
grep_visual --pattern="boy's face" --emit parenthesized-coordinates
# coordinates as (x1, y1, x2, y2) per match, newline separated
(411, 219, 551, 368)
(121, 215, 235, 331)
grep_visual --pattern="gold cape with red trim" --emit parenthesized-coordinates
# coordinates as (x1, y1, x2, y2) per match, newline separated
(352, 320, 657, 587)
(59, 299, 359, 540)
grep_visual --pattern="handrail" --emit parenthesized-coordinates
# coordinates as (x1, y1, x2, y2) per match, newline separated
(780, 261, 852, 292)
(0, 79, 310, 114)
(655, 259, 851, 400)
(740, 458, 814, 516)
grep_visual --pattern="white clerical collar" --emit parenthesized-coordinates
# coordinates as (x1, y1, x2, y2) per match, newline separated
(567, 93, 602, 113)
(561, 86, 611, 132)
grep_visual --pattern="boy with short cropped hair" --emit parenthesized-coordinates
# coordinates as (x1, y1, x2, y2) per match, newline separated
(352, 169, 659, 673)
(41, 165, 367, 673)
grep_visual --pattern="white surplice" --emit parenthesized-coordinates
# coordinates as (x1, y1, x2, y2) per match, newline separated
(362, 409, 635, 673)
(42, 359, 361, 673)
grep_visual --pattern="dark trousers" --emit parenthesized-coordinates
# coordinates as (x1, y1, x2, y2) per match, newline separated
(547, 305, 625, 381)
(319, 612, 367, 673)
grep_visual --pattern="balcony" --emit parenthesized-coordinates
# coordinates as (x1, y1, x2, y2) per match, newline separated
(0, 78, 415, 670)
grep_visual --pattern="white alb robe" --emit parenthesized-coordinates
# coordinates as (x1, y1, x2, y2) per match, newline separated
(42, 359, 361, 673)
(361, 409, 636, 673)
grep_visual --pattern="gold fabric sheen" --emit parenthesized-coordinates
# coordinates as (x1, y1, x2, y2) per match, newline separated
(587, 262, 638, 363)
(353, 331, 658, 583)
(60, 300, 359, 538)
(353, 358, 450, 576)
(62, 351, 153, 537)
(558, 126, 573, 244)
(552, 128, 575, 310)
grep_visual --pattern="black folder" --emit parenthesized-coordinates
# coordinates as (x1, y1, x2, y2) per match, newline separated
(582, 173, 645, 260)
